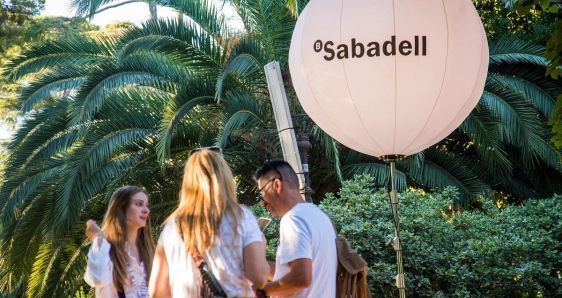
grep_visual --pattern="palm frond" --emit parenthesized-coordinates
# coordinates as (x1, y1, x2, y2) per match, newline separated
(217, 91, 267, 147)
(489, 73, 556, 118)
(52, 240, 88, 297)
(283, 0, 308, 18)
(157, 95, 215, 162)
(54, 128, 155, 232)
(484, 81, 559, 170)
(19, 66, 86, 112)
(216, 53, 265, 99)
(409, 148, 490, 204)
(70, 65, 166, 124)
(120, 51, 198, 83)
(2, 192, 53, 281)
(27, 242, 61, 298)
(162, 0, 231, 40)
(488, 37, 546, 67)
(459, 104, 512, 178)
(120, 17, 226, 68)
(0, 164, 64, 226)
(4, 100, 70, 174)
(3, 35, 114, 81)
(342, 157, 407, 191)
(230, 0, 295, 62)
(498, 175, 538, 200)
(69, 0, 115, 17)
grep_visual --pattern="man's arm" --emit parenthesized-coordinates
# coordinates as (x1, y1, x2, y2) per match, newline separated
(267, 261, 275, 280)
(262, 258, 312, 296)
(243, 241, 269, 289)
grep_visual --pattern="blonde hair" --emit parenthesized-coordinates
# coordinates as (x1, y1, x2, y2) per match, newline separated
(101, 185, 155, 292)
(174, 150, 241, 254)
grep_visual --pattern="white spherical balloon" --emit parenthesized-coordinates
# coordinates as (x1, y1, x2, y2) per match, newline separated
(289, 0, 489, 158)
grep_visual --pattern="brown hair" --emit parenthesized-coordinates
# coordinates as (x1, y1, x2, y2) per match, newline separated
(173, 150, 241, 254)
(101, 185, 155, 291)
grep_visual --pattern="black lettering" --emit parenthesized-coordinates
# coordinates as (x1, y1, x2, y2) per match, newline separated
(323, 41, 335, 61)
(367, 42, 380, 57)
(337, 44, 349, 59)
(383, 35, 396, 56)
(399, 40, 412, 55)
(351, 38, 364, 58)
(318, 36, 427, 61)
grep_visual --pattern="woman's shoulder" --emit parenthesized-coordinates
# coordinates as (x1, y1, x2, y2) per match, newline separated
(239, 204, 252, 215)
(159, 218, 180, 241)
(238, 205, 259, 222)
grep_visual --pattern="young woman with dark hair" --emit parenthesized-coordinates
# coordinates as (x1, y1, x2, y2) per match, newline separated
(84, 185, 155, 298)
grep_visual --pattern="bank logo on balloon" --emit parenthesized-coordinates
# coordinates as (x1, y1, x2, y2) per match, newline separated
(313, 36, 428, 61)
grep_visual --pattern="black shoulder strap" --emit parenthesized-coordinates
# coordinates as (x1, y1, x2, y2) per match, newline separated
(118, 290, 126, 298)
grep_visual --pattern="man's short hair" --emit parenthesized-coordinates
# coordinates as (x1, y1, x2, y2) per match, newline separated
(255, 160, 299, 190)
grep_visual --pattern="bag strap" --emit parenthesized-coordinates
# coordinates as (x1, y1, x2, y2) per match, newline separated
(189, 249, 228, 297)
(117, 290, 126, 298)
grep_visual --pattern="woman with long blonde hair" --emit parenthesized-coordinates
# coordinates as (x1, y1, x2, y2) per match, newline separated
(149, 147, 269, 297)
(84, 185, 155, 298)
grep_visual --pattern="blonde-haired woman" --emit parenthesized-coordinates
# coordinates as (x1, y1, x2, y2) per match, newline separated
(149, 148, 269, 297)
(84, 185, 155, 298)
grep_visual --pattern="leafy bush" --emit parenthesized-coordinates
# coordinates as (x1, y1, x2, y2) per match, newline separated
(258, 175, 561, 297)
(319, 175, 562, 297)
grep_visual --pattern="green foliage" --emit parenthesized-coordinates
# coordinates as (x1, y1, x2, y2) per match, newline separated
(502, 0, 562, 149)
(1, 0, 45, 21)
(250, 202, 280, 259)
(318, 175, 562, 297)
(553, 94, 562, 148)
(0, 16, 99, 128)
(475, 0, 555, 44)
(545, 19, 562, 149)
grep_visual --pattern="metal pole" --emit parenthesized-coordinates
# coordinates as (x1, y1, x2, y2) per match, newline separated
(389, 161, 406, 298)
(264, 61, 308, 199)
(297, 132, 314, 201)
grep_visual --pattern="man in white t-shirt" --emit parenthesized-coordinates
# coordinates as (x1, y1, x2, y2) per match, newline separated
(254, 160, 337, 298)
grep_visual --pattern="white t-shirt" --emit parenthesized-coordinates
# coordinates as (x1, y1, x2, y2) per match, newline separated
(84, 237, 149, 298)
(158, 206, 264, 297)
(273, 203, 337, 298)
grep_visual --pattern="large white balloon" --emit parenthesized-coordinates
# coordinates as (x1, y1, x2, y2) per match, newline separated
(289, 0, 489, 158)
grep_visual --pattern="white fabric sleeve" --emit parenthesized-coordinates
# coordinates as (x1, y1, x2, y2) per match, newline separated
(84, 236, 114, 288)
(158, 219, 176, 246)
(277, 213, 312, 264)
(241, 206, 265, 247)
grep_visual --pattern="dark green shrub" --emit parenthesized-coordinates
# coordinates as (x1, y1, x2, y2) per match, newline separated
(302, 175, 561, 297)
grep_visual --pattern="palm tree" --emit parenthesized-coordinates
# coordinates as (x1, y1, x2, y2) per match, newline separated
(0, 0, 560, 296)
(71, 0, 159, 19)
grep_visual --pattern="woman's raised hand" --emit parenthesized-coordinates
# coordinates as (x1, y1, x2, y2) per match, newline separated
(85, 219, 102, 242)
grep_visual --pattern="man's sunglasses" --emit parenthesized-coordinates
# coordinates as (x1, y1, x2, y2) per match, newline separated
(189, 146, 223, 156)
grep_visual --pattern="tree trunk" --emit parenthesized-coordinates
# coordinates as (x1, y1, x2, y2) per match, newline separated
(177, 11, 183, 23)
(149, 2, 157, 19)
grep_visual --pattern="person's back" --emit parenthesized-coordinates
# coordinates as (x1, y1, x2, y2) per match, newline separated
(160, 206, 264, 297)
(149, 148, 269, 297)
(274, 202, 337, 298)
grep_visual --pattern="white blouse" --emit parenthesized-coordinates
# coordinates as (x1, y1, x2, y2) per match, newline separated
(84, 236, 148, 298)
(157, 206, 264, 297)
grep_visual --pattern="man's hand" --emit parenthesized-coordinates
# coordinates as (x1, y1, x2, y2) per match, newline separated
(263, 258, 312, 296)
(85, 219, 102, 242)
